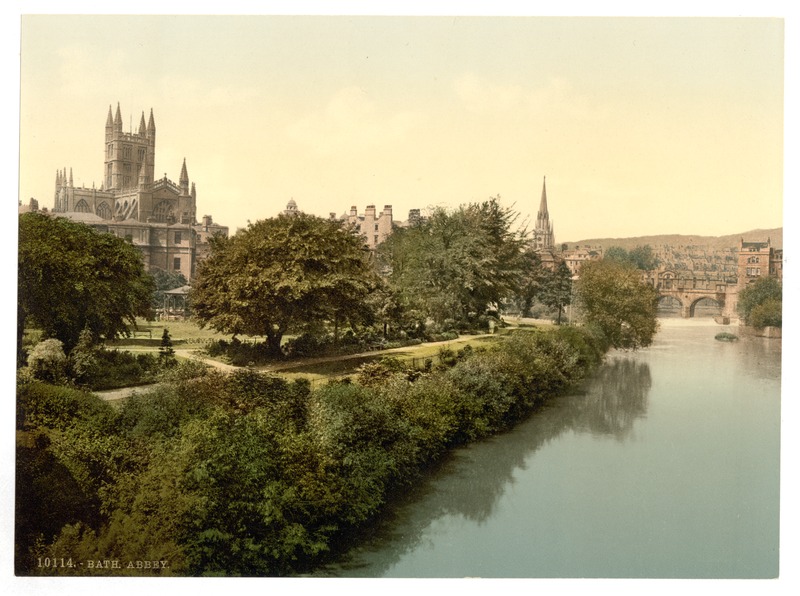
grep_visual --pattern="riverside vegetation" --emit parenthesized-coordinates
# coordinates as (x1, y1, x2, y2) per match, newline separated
(16, 324, 608, 576)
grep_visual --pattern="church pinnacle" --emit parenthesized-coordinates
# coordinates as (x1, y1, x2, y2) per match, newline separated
(533, 176, 555, 251)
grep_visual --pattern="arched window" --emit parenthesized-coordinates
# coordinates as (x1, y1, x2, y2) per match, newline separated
(96, 202, 112, 220)
(74, 199, 91, 213)
(152, 200, 175, 223)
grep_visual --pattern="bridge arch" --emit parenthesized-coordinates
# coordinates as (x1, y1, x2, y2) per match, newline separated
(687, 296, 723, 318)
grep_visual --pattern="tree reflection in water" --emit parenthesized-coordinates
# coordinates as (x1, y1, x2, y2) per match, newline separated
(319, 355, 652, 576)
(568, 356, 651, 440)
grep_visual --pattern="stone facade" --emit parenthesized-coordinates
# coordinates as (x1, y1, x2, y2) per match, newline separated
(50, 103, 227, 280)
(343, 204, 395, 250)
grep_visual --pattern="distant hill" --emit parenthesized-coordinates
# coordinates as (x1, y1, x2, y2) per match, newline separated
(563, 228, 782, 252)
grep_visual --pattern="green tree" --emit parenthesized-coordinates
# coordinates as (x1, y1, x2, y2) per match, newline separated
(159, 328, 177, 367)
(737, 277, 782, 327)
(540, 261, 573, 324)
(575, 258, 659, 349)
(191, 213, 379, 356)
(18, 213, 154, 355)
(378, 197, 526, 327)
(68, 328, 100, 385)
(605, 245, 657, 270)
(512, 248, 546, 317)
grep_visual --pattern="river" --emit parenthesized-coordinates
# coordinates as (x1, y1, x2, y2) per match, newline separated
(317, 318, 781, 578)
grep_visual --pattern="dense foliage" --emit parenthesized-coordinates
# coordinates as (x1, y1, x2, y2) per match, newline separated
(377, 198, 526, 328)
(737, 276, 782, 328)
(575, 258, 660, 349)
(539, 261, 573, 324)
(16, 326, 606, 576)
(191, 213, 380, 356)
(18, 213, 154, 354)
(604, 245, 658, 270)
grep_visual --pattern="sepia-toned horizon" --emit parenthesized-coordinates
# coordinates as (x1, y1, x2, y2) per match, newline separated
(19, 14, 783, 242)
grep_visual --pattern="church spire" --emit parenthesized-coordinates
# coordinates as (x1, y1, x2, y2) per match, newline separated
(114, 102, 123, 131)
(138, 111, 147, 135)
(179, 158, 189, 194)
(533, 176, 554, 251)
(147, 108, 156, 138)
(538, 176, 548, 220)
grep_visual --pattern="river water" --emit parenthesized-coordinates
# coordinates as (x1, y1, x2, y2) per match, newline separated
(318, 318, 781, 578)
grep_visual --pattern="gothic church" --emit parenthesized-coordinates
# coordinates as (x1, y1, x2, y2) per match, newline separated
(52, 103, 227, 280)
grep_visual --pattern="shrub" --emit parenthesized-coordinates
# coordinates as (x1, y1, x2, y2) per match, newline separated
(356, 357, 409, 387)
(715, 332, 739, 342)
(27, 339, 68, 384)
(17, 381, 115, 432)
(749, 298, 782, 329)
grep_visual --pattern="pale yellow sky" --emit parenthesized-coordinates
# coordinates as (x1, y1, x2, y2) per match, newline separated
(17, 13, 785, 242)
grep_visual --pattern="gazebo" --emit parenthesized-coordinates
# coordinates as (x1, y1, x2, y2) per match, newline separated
(162, 285, 191, 320)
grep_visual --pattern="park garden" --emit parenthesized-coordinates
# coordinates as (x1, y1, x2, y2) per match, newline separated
(16, 201, 665, 575)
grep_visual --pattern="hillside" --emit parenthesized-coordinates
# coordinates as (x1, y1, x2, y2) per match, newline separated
(563, 228, 782, 252)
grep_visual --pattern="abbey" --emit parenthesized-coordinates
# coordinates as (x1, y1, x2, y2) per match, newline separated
(51, 103, 228, 279)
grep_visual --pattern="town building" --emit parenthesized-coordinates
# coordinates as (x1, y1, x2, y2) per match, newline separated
(562, 245, 603, 276)
(341, 204, 395, 250)
(50, 103, 227, 280)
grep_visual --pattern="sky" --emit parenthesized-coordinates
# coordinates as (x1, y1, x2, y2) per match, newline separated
(16, 9, 787, 243)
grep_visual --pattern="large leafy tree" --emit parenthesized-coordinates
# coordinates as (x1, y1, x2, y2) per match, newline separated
(540, 261, 573, 324)
(511, 248, 546, 317)
(378, 197, 526, 326)
(575, 258, 659, 349)
(737, 276, 782, 328)
(18, 213, 154, 355)
(191, 213, 379, 355)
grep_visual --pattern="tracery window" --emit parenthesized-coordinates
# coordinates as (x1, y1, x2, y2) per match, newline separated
(152, 200, 175, 223)
(96, 202, 112, 220)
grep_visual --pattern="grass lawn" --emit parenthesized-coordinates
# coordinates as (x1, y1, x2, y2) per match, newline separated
(266, 334, 504, 385)
(109, 318, 258, 346)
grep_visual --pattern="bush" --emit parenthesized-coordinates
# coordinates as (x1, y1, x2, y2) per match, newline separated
(27, 339, 68, 384)
(86, 350, 160, 390)
(749, 298, 782, 329)
(17, 381, 115, 432)
(715, 332, 739, 342)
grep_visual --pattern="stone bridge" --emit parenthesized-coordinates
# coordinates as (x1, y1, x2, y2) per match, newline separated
(658, 287, 734, 318)
(650, 271, 738, 319)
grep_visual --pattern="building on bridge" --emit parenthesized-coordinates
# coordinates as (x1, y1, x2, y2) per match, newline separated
(50, 103, 228, 280)
(643, 238, 782, 320)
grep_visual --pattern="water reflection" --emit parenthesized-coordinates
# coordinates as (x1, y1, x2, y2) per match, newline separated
(568, 357, 651, 440)
(320, 354, 653, 576)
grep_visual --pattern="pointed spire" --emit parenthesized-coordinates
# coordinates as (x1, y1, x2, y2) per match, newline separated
(179, 158, 189, 194)
(138, 111, 147, 135)
(106, 105, 114, 128)
(56, 169, 61, 187)
(147, 108, 156, 137)
(538, 176, 548, 219)
(69, 168, 73, 187)
(114, 102, 123, 131)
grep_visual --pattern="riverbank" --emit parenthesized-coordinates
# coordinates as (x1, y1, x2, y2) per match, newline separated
(16, 324, 608, 576)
